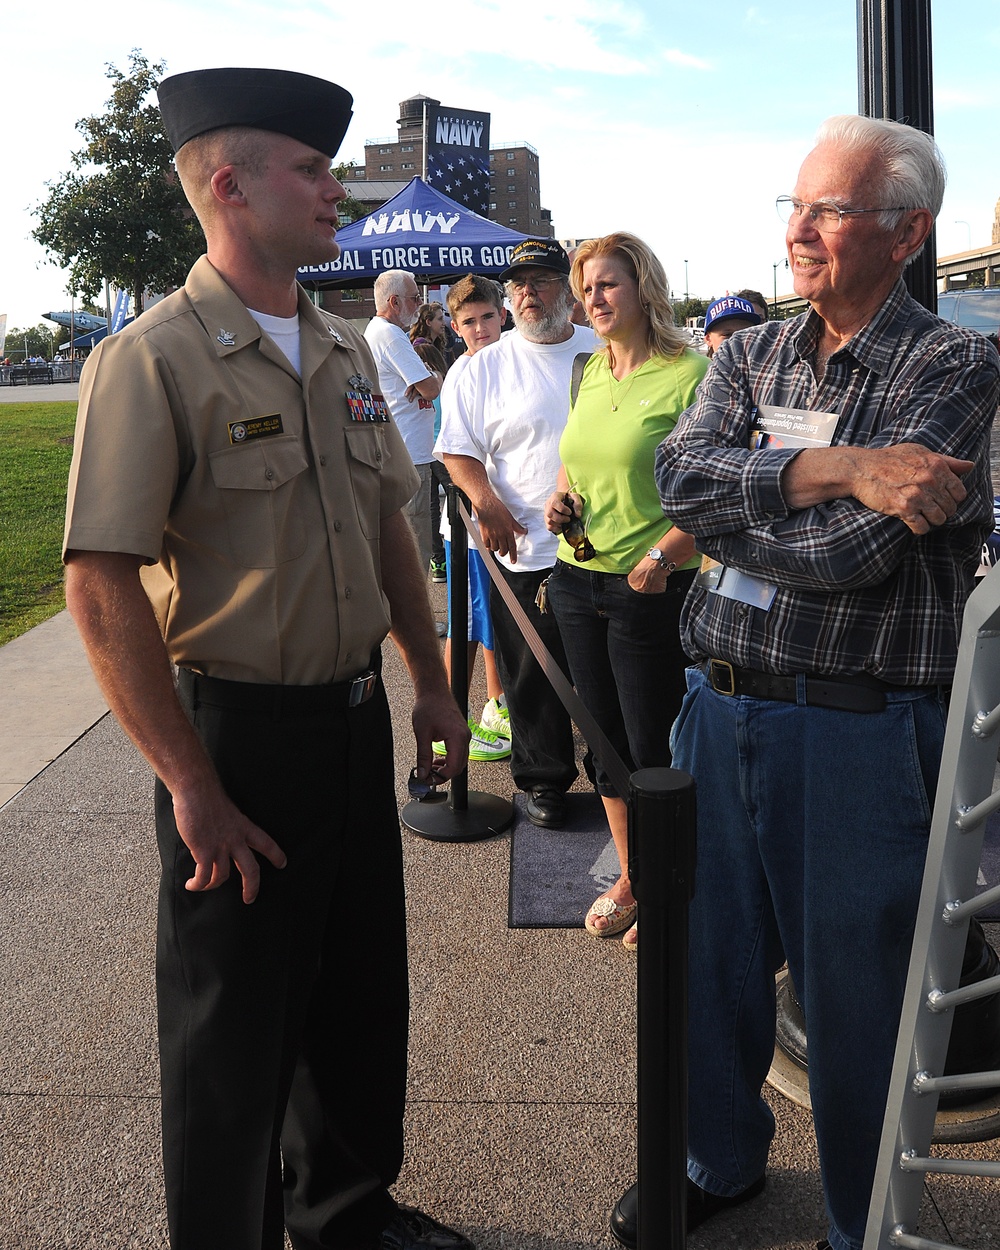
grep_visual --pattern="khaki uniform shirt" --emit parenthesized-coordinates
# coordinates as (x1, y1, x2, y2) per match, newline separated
(64, 256, 419, 685)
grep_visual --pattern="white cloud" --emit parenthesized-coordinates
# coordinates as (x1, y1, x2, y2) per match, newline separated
(663, 48, 713, 71)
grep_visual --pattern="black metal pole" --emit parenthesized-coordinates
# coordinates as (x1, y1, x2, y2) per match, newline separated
(448, 484, 470, 812)
(628, 767, 697, 1250)
(400, 483, 513, 842)
(857, 0, 936, 312)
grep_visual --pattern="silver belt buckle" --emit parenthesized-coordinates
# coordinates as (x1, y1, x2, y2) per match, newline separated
(348, 670, 377, 707)
(709, 659, 736, 696)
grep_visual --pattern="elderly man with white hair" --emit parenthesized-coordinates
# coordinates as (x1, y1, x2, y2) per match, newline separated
(612, 113, 1000, 1250)
(365, 269, 443, 578)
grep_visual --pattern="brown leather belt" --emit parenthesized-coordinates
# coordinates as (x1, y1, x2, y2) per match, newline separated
(703, 658, 892, 714)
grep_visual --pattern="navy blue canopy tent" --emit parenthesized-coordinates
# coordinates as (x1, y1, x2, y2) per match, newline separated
(297, 177, 533, 289)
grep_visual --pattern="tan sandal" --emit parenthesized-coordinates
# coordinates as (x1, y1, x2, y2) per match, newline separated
(622, 921, 637, 951)
(584, 891, 637, 939)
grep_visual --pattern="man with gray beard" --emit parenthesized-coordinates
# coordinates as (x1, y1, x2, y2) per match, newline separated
(436, 240, 597, 827)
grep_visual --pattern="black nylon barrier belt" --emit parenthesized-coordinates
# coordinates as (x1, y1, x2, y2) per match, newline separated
(457, 496, 635, 800)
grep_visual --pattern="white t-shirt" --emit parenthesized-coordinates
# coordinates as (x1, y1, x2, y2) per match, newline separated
(248, 308, 301, 376)
(364, 316, 435, 463)
(437, 354, 474, 544)
(435, 324, 598, 572)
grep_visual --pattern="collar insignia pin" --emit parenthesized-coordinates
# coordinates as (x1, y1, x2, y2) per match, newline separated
(217, 329, 236, 346)
(349, 373, 373, 392)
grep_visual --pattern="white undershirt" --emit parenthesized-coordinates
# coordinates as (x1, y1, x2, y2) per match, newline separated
(248, 308, 302, 376)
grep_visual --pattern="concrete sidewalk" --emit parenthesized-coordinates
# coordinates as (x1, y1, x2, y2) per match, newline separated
(1, 605, 997, 1249)
(0, 380, 80, 404)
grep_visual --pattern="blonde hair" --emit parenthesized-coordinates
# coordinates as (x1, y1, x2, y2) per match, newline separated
(570, 232, 688, 362)
(173, 126, 272, 227)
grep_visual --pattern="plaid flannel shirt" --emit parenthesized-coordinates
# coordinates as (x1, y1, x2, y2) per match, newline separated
(656, 281, 1000, 685)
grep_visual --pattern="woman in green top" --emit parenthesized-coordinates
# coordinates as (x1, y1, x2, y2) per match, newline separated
(544, 232, 707, 949)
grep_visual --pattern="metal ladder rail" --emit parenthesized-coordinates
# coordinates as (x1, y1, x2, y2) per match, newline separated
(865, 563, 1000, 1250)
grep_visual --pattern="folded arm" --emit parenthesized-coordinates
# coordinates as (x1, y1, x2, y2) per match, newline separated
(656, 341, 999, 590)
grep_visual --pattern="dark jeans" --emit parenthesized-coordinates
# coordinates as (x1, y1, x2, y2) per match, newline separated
(489, 560, 578, 793)
(157, 668, 407, 1250)
(546, 561, 695, 797)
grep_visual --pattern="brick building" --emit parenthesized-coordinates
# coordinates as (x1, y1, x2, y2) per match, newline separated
(318, 95, 552, 322)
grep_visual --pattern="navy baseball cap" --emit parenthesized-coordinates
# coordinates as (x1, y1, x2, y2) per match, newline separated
(157, 68, 354, 158)
(704, 295, 762, 333)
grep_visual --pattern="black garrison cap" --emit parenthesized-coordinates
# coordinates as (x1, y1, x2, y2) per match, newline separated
(157, 68, 353, 157)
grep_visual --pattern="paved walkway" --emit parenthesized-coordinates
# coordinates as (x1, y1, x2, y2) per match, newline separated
(0, 380, 80, 403)
(2, 602, 997, 1248)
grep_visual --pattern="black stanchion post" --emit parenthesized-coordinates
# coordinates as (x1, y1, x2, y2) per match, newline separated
(447, 483, 470, 813)
(628, 767, 697, 1250)
(399, 484, 514, 842)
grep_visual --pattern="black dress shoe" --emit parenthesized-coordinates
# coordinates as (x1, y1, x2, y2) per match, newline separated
(525, 786, 566, 828)
(609, 1174, 766, 1248)
(380, 1205, 475, 1250)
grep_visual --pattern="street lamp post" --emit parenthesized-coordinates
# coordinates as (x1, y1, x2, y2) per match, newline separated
(955, 220, 972, 251)
(772, 258, 788, 318)
(684, 259, 689, 304)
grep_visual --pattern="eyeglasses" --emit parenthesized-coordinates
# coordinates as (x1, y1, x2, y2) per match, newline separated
(775, 196, 908, 233)
(560, 492, 596, 562)
(506, 275, 565, 294)
(407, 766, 447, 802)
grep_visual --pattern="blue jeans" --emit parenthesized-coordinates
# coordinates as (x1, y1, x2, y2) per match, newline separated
(671, 666, 947, 1250)
(546, 561, 694, 796)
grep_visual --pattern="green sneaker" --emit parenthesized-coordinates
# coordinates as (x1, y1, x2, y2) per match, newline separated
(433, 719, 511, 762)
(468, 720, 511, 761)
(479, 696, 511, 740)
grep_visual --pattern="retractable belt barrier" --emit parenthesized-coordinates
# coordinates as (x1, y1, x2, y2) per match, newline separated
(413, 485, 698, 1250)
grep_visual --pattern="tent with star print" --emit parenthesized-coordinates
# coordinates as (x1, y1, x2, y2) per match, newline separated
(297, 177, 533, 289)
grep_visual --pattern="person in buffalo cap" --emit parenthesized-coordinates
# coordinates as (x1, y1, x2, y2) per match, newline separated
(63, 66, 471, 1250)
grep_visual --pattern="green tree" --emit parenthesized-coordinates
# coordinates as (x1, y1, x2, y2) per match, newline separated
(2, 324, 58, 361)
(32, 50, 204, 315)
(333, 161, 367, 224)
(672, 297, 709, 327)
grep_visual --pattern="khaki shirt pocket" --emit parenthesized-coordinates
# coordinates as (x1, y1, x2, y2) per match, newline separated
(344, 426, 387, 540)
(208, 435, 309, 567)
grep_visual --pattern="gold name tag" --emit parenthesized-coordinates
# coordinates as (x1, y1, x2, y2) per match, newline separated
(228, 414, 283, 444)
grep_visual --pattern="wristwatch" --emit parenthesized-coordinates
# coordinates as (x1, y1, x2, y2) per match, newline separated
(647, 547, 677, 573)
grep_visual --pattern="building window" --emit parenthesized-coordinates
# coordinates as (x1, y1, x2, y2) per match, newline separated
(490, 202, 497, 209)
(507, 184, 516, 191)
(508, 217, 518, 224)
(379, 147, 391, 154)
(507, 168, 515, 176)
(508, 200, 517, 207)
(506, 152, 515, 159)
(341, 290, 360, 302)
(380, 164, 393, 171)
(401, 144, 414, 152)
(401, 162, 415, 170)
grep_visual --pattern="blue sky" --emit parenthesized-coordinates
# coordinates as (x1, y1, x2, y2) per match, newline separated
(2, 0, 998, 330)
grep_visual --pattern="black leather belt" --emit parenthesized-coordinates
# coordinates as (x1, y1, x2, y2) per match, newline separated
(703, 658, 892, 714)
(178, 658, 380, 716)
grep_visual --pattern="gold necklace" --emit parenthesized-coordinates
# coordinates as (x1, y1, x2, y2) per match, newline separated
(606, 357, 645, 412)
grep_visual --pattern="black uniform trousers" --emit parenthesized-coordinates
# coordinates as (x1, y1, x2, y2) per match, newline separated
(155, 665, 408, 1250)
(489, 561, 578, 793)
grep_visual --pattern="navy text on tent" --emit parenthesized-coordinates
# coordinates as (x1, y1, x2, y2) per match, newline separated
(297, 177, 533, 289)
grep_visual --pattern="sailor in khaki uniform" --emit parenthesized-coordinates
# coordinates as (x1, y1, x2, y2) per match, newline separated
(62, 68, 470, 1250)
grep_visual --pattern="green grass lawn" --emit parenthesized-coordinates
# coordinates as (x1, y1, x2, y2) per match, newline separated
(0, 401, 77, 645)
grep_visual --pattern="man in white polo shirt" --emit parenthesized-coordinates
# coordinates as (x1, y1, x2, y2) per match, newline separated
(365, 269, 442, 577)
